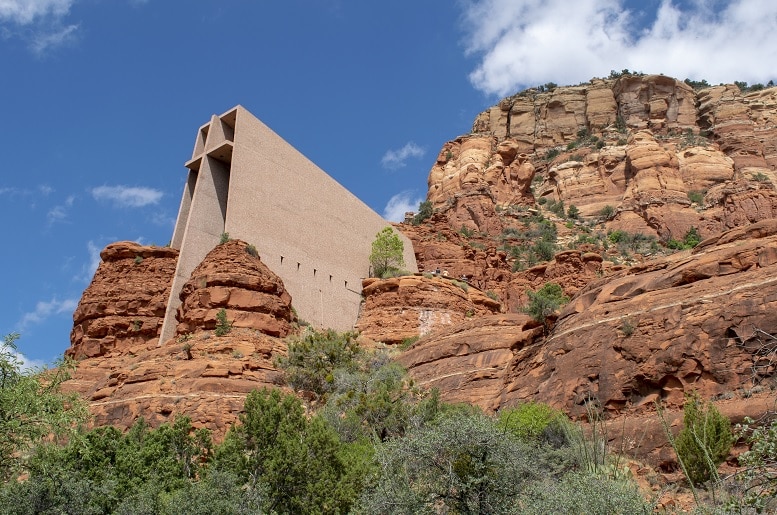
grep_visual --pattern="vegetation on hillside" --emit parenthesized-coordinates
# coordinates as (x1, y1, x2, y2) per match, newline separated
(2, 330, 773, 513)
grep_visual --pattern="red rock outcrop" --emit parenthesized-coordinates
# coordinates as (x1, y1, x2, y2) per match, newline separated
(68, 242, 178, 359)
(356, 274, 501, 345)
(397, 314, 542, 411)
(175, 240, 294, 338)
(63, 330, 286, 434)
(423, 76, 777, 243)
(402, 220, 777, 422)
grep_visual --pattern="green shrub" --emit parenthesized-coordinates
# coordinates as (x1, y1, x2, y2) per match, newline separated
(600, 205, 615, 220)
(732, 417, 777, 512)
(134, 255, 143, 265)
(245, 244, 258, 257)
(523, 283, 569, 325)
(214, 308, 232, 336)
(412, 200, 434, 225)
(399, 335, 419, 350)
(497, 402, 568, 445)
(219, 232, 230, 244)
(518, 472, 652, 515)
(675, 393, 734, 485)
(532, 240, 556, 261)
(567, 204, 579, 219)
(687, 190, 705, 206)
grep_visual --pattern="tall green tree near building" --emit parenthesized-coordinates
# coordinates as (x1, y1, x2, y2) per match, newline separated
(369, 226, 405, 278)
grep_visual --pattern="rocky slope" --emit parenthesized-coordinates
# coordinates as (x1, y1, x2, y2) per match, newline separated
(426, 75, 777, 242)
(64, 239, 295, 431)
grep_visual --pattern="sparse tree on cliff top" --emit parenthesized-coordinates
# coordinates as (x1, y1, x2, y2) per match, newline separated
(370, 227, 405, 278)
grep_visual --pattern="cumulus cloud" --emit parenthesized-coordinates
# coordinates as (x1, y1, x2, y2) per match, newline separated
(18, 296, 78, 330)
(382, 191, 424, 222)
(462, 0, 777, 97)
(381, 142, 426, 170)
(91, 185, 163, 208)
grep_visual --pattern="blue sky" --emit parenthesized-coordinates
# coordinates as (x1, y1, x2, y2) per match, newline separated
(2, 0, 775, 366)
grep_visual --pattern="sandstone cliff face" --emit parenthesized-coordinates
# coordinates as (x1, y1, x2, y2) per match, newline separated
(63, 330, 286, 433)
(176, 240, 294, 338)
(401, 221, 777, 422)
(65, 239, 296, 432)
(427, 75, 777, 242)
(68, 242, 178, 359)
(356, 274, 501, 345)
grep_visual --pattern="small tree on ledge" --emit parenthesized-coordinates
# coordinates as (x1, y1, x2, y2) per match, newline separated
(370, 227, 405, 278)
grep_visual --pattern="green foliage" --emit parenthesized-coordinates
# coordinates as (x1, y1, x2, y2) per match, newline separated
(399, 335, 419, 350)
(731, 417, 777, 512)
(621, 316, 636, 336)
(134, 255, 143, 265)
(412, 200, 434, 225)
(459, 224, 475, 238)
(544, 148, 560, 161)
(358, 411, 573, 514)
(214, 308, 232, 336)
(687, 190, 705, 206)
(0, 333, 88, 481)
(4, 416, 213, 513)
(486, 290, 500, 302)
(452, 279, 468, 292)
(369, 226, 405, 278)
(667, 227, 702, 250)
(523, 283, 569, 325)
(532, 239, 556, 261)
(685, 78, 711, 90)
(518, 472, 653, 514)
(600, 204, 615, 220)
(213, 388, 363, 514)
(567, 204, 579, 219)
(752, 171, 770, 182)
(245, 243, 258, 257)
(219, 232, 230, 244)
(276, 329, 361, 398)
(497, 402, 568, 445)
(675, 393, 734, 485)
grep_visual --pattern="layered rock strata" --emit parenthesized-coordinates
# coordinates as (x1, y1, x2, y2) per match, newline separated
(356, 274, 501, 345)
(68, 242, 178, 359)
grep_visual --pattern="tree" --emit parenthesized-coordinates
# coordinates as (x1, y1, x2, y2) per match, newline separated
(675, 392, 733, 485)
(0, 333, 88, 481)
(523, 283, 569, 327)
(412, 200, 434, 225)
(213, 388, 364, 514)
(369, 226, 405, 278)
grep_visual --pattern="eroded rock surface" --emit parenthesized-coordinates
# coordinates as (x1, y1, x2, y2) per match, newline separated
(175, 240, 294, 338)
(68, 242, 178, 359)
(356, 274, 501, 344)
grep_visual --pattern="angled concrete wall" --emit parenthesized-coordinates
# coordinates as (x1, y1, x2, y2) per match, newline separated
(160, 105, 416, 343)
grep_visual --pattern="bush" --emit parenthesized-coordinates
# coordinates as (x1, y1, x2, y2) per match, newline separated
(518, 472, 652, 514)
(214, 308, 232, 336)
(358, 411, 567, 514)
(275, 329, 361, 397)
(600, 205, 615, 220)
(567, 204, 579, 219)
(245, 244, 258, 257)
(219, 232, 230, 244)
(412, 200, 434, 225)
(675, 393, 734, 485)
(497, 402, 568, 445)
(732, 417, 777, 512)
(523, 283, 569, 325)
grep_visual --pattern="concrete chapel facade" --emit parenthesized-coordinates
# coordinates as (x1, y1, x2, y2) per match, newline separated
(159, 105, 417, 344)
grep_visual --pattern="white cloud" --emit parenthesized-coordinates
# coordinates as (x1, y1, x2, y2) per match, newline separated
(0, 0, 74, 25)
(381, 142, 426, 170)
(462, 0, 777, 97)
(382, 191, 425, 222)
(46, 194, 74, 224)
(18, 296, 78, 330)
(91, 185, 163, 208)
(30, 21, 77, 54)
(0, 0, 79, 53)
